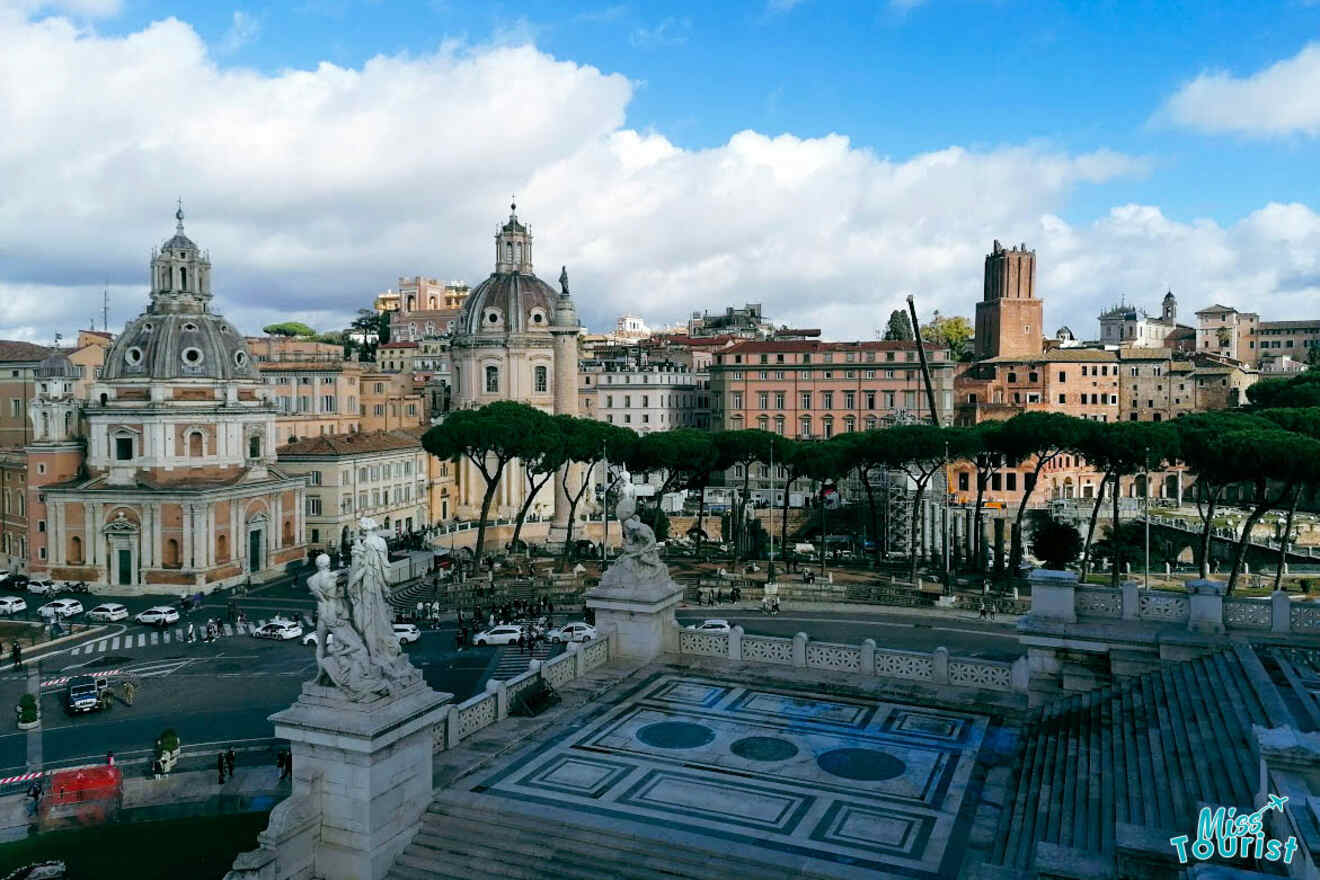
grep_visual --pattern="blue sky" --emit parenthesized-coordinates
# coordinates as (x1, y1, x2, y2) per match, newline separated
(1, 0, 1318, 341)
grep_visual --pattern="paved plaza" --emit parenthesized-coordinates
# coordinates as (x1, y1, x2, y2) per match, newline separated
(471, 672, 995, 879)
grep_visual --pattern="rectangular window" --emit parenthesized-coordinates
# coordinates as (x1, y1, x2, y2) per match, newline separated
(1006, 473, 1017, 491)
(306, 497, 322, 516)
(729, 392, 741, 409)
(115, 436, 133, 461)
(321, 395, 336, 412)
(865, 391, 876, 409)
(775, 392, 785, 409)
(358, 492, 367, 510)
(309, 471, 322, 485)
(1058, 371, 1066, 382)
(758, 392, 768, 409)
(822, 391, 834, 408)
(991, 473, 1002, 491)
(1057, 394, 1066, 404)
(844, 391, 855, 409)
(800, 392, 811, 409)
(372, 489, 380, 507)
(958, 472, 969, 492)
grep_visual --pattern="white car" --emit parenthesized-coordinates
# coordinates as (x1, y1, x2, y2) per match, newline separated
(254, 621, 303, 640)
(39, 598, 84, 619)
(685, 619, 731, 633)
(135, 606, 180, 626)
(0, 596, 27, 616)
(87, 603, 129, 622)
(394, 623, 421, 645)
(26, 576, 57, 596)
(471, 625, 525, 647)
(546, 622, 597, 644)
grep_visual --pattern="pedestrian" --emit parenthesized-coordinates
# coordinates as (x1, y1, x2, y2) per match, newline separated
(217, 753, 227, 785)
(517, 630, 526, 655)
(152, 758, 163, 779)
(11, 640, 22, 670)
(106, 750, 115, 766)
(226, 746, 236, 778)
(186, 621, 196, 643)
(455, 627, 465, 652)
(978, 602, 988, 620)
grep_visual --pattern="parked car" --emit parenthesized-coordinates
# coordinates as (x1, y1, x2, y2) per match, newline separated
(1, 574, 28, 591)
(135, 606, 180, 626)
(545, 622, 597, 644)
(39, 598, 84, 619)
(87, 602, 129, 622)
(685, 619, 731, 633)
(471, 625, 525, 647)
(0, 596, 27, 616)
(64, 675, 107, 715)
(26, 575, 57, 596)
(302, 630, 330, 647)
(394, 623, 421, 645)
(254, 620, 303, 640)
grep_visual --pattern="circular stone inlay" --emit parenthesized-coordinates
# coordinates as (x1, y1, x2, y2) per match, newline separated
(816, 748, 906, 781)
(636, 721, 716, 750)
(730, 736, 799, 762)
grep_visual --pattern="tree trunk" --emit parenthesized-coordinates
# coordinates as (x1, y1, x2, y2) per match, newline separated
(1227, 482, 1291, 594)
(909, 471, 932, 583)
(1080, 472, 1108, 580)
(472, 470, 501, 573)
(1274, 487, 1302, 592)
(781, 483, 793, 571)
(559, 465, 595, 568)
(1010, 463, 1045, 575)
(735, 465, 752, 564)
(510, 470, 552, 552)
(859, 470, 879, 567)
(1195, 483, 1221, 580)
(1111, 473, 1122, 588)
(973, 464, 989, 573)
(695, 487, 707, 560)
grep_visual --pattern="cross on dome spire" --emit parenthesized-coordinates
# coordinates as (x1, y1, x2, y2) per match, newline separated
(175, 197, 185, 233)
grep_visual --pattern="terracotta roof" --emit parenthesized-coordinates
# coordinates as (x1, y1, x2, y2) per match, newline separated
(1116, 347, 1173, 360)
(277, 429, 424, 457)
(0, 340, 52, 363)
(1258, 319, 1320, 330)
(720, 339, 946, 354)
(379, 341, 419, 349)
(981, 349, 1117, 364)
(1194, 303, 1239, 315)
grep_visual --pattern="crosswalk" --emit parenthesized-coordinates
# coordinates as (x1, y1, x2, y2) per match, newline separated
(489, 641, 564, 681)
(67, 618, 302, 655)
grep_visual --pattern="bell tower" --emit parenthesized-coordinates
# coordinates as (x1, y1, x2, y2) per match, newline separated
(973, 240, 1043, 360)
(151, 201, 213, 313)
(494, 199, 534, 274)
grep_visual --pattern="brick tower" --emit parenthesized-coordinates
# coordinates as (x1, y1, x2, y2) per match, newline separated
(973, 240, 1042, 360)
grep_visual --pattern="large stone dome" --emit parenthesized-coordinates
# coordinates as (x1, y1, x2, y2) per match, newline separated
(456, 272, 559, 337)
(102, 310, 259, 382)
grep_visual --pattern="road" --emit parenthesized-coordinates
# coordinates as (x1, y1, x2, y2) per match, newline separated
(0, 584, 1020, 782)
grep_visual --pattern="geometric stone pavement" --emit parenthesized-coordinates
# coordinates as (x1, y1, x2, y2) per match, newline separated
(473, 674, 992, 878)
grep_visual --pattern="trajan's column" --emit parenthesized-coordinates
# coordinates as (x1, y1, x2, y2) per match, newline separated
(548, 266, 580, 548)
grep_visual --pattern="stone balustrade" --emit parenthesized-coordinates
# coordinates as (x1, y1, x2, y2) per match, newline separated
(674, 623, 1026, 694)
(1030, 570, 1320, 636)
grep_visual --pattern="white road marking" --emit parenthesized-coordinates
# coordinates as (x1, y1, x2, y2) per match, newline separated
(109, 637, 120, 650)
(149, 633, 159, 645)
(97, 640, 107, 653)
(137, 634, 145, 648)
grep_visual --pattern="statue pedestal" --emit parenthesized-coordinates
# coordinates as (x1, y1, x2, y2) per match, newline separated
(586, 575, 683, 663)
(269, 679, 452, 880)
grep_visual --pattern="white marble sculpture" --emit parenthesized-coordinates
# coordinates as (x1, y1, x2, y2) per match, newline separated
(598, 468, 669, 590)
(309, 517, 417, 701)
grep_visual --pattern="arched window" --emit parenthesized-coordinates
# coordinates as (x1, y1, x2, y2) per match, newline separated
(40, 412, 49, 438)
(799, 416, 811, 438)
(64, 412, 72, 435)
(757, 416, 768, 431)
(180, 267, 188, 290)
(534, 365, 548, 393)
(515, 242, 523, 263)
(164, 538, 180, 568)
(188, 432, 203, 457)
(406, 295, 416, 311)
(506, 242, 514, 263)
(485, 366, 499, 393)
(69, 535, 82, 564)
(283, 519, 293, 544)
(217, 533, 228, 561)
(774, 416, 785, 435)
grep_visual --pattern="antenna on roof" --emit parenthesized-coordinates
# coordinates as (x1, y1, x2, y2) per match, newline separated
(103, 283, 110, 332)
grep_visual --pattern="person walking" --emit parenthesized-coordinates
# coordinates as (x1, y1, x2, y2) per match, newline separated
(186, 621, 196, 643)
(11, 641, 22, 671)
(226, 747, 236, 778)
(106, 750, 115, 766)
(217, 753, 227, 785)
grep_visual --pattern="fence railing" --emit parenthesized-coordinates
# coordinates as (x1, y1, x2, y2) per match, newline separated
(674, 623, 1024, 694)
(1041, 578, 1320, 635)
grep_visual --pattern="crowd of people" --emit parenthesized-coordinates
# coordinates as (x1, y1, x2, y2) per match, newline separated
(450, 596, 558, 652)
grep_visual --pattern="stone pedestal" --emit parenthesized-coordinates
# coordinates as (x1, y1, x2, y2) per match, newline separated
(1028, 569, 1079, 623)
(1186, 579, 1226, 634)
(586, 575, 682, 663)
(269, 679, 452, 880)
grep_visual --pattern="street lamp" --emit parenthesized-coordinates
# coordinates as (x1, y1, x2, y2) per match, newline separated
(766, 440, 776, 583)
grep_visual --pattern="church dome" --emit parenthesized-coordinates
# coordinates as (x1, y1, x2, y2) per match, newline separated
(101, 207, 260, 382)
(456, 272, 559, 337)
(36, 351, 76, 379)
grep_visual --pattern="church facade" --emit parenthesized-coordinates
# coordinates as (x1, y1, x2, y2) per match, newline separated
(448, 204, 583, 534)
(25, 210, 307, 593)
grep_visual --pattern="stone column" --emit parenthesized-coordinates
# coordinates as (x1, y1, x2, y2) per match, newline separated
(1028, 568, 1079, 622)
(152, 504, 163, 571)
(269, 680, 452, 880)
(182, 504, 194, 570)
(548, 286, 580, 547)
(140, 506, 153, 570)
(1186, 579, 1226, 634)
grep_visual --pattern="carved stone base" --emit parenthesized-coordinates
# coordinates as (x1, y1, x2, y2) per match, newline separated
(586, 576, 683, 663)
(268, 679, 452, 880)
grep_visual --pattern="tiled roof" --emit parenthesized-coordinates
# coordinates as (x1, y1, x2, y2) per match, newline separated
(379, 341, 419, 349)
(277, 429, 424, 457)
(1116, 347, 1172, 360)
(1259, 320, 1320, 330)
(990, 644, 1293, 872)
(981, 349, 1117, 364)
(0, 340, 52, 363)
(720, 339, 946, 354)
(1195, 304, 1239, 315)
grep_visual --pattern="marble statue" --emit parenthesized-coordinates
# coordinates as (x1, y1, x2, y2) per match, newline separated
(599, 468, 669, 589)
(309, 518, 418, 701)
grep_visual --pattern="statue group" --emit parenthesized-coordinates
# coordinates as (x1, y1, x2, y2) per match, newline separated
(597, 467, 669, 590)
(307, 517, 418, 701)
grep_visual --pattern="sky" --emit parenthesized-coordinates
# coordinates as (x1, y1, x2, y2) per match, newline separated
(1, 0, 1319, 345)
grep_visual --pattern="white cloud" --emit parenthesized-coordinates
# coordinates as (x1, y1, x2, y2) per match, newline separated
(0, 0, 120, 18)
(629, 16, 689, 48)
(1158, 43, 1320, 137)
(218, 9, 260, 54)
(0, 8, 1316, 350)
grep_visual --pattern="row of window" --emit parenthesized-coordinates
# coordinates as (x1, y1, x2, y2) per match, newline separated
(603, 412, 700, 427)
(483, 365, 548, 394)
(725, 414, 889, 438)
(729, 390, 919, 411)
(724, 368, 909, 381)
(270, 376, 341, 385)
(721, 350, 922, 365)
(305, 482, 427, 517)
(603, 394, 700, 409)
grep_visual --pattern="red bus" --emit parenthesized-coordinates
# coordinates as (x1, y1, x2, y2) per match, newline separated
(38, 765, 123, 829)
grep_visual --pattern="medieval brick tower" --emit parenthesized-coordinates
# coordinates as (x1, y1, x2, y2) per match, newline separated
(973, 240, 1042, 360)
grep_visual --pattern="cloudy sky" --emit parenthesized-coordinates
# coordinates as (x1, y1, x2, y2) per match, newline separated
(1, 0, 1318, 344)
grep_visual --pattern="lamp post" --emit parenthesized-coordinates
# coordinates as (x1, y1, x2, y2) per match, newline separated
(943, 440, 951, 592)
(767, 440, 776, 583)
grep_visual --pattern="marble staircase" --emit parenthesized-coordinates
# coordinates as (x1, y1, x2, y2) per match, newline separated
(388, 789, 844, 880)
